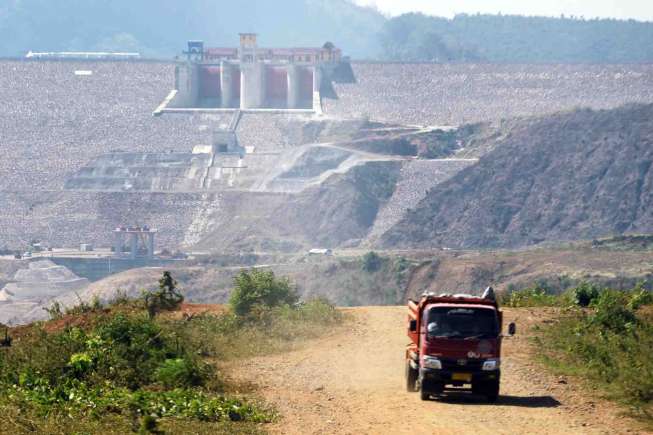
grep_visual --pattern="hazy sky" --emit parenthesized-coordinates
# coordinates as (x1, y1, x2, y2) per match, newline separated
(354, 0, 653, 21)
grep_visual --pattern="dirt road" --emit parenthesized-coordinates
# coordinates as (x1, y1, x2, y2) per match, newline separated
(230, 307, 646, 435)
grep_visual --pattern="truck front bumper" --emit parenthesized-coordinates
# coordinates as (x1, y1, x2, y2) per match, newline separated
(420, 367, 500, 385)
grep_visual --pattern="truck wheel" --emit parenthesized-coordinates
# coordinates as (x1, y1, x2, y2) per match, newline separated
(485, 381, 500, 403)
(405, 361, 418, 392)
(420, 386, 431, 401)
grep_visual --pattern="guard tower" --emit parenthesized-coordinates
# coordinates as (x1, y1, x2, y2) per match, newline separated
(184, 40, 204, 62)
(239, 33, 258, 63)
(113, 226, 157, 260)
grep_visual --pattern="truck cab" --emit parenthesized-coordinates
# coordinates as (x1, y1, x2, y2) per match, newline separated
(405, 291, 515, 402)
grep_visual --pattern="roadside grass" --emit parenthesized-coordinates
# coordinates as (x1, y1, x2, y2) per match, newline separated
(520, 283, 653, 426)
(500, 286, 562, 307)
(0, 270, 343, 434)
(183, 298, 344, 360)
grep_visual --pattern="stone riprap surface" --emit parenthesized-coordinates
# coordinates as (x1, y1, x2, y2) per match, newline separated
(3, 60, 653, 253)
(324, 63, 653, 126)
(365, 159, 477, 244)
(0, 61, 231, 190)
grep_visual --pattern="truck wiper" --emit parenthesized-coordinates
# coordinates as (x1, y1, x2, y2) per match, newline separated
(463, 333, 493, 340)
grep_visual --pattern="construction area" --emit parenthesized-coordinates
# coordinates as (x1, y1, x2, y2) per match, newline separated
(1, 34, 653, 324)
(1, 35, 652, 254)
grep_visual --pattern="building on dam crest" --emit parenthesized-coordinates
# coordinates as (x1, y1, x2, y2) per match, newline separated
(173, 33, 346, 111)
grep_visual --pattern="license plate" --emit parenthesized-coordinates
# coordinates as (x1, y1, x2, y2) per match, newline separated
(452, 373, 472, 382)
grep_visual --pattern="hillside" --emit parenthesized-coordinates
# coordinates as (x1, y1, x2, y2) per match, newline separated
(380, 13, 653, 63)
(380, 104, 653, 249)
(0, 0, 383, 58)
(3, 3, 653, 62)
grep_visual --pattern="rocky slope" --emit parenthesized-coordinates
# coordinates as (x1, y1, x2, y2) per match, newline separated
(380, 104, 653, 249)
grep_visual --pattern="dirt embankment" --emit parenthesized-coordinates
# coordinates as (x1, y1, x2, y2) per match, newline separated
(225, 306, 648, 435)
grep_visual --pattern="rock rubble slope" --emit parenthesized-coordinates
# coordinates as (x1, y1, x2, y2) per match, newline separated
(380, 104, 653, 249)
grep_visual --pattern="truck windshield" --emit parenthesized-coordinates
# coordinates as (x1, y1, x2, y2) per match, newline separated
(426, 307, 498, 339)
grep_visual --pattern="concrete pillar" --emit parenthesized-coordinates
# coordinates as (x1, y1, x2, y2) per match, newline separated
(113, 232, 123, 257)
(220, 61, 234, 108)
(130, 233, 138, 260)
(174, 62, 200, 108)
(312, 66, 322, 113)
(313, 66, 322, 94)
(240, 63, 266, 109)
(287, 65, 300, 109)
(147, 233, 155, 259)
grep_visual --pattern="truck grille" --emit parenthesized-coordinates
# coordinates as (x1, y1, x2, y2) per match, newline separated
(440, 357, 484, 371)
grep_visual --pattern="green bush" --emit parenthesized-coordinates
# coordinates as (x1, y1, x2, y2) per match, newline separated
(537, 284, 653, 423)
(0, 272, 346, 431)
(572, 282, 601, 307)
(501, 286, 559, 307)
(144, 271, 184, 318)
(589, 290, 637, 333)
(628, 283, 653, 310)
(0, 311, 271, 426)
(154, 358, 204, 388)
(361, 251, 383, 273)
(229, 270, 298, 317)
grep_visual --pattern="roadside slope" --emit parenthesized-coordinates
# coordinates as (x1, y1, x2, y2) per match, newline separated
(227, 306, 645, 434)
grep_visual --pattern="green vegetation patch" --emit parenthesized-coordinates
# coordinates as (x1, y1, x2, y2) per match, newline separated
(591, 234, 653, 251)
(0, 270, 344, 433)
(194, 270, 343, 359)
(0, 312, 272, 432)
(532, 283, 653, 424)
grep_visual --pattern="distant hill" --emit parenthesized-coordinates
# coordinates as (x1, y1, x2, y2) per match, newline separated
(379, 13, 653, 63)
(0, 0, 384, 58)
(3, 3, 653, 62)
(380, 104, 653, 249)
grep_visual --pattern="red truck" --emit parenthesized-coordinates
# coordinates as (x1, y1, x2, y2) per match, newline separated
(405, 290, 515, 402)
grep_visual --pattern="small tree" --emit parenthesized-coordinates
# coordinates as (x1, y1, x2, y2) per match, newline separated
(572, 282, 600, 307)
(144, 271, 184, 318)
(362, 251, 383, 272)
(229, 270, 298, 316)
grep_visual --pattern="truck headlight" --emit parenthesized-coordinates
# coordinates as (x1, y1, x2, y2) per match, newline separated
(423, 356, 442, 370)
(482, 359, 500, 371)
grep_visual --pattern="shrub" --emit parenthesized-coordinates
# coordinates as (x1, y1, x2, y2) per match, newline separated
(572, 282, 601, 307)
(154, 358, 204, 388)
(501, 286, 559, 307)
(229, 270, 298, 317)
(589, 290, 637, 333)
(144, 271, 184, 318)
(190, 298, 342, 359)
(628, 283, 653, 310)
(361, 251, 383, 273)
(66, 294, 103, 316)
(537, 284, 653, 423)
(43, 301, 64, 320)
(0, 311, 273, 425)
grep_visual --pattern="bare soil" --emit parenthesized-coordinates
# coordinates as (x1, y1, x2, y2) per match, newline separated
(225, 306, 650, 435)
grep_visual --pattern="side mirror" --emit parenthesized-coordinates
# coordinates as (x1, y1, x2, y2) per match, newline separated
(508, 322, 516, 336)
(409, 319, 417, 332)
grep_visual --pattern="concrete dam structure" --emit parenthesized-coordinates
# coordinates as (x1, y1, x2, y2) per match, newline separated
(170, 34, 346, 111)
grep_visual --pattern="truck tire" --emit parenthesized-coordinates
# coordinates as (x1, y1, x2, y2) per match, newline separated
(485, 381, 500, 403)
(420, 386, 431, 401)
(405, 361, 418, 392)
